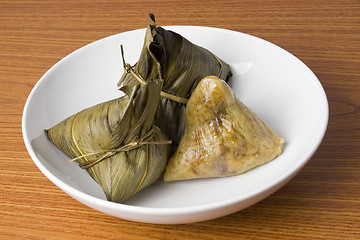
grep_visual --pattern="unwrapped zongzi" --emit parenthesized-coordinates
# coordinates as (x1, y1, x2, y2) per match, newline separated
(164, 76, 284, 181)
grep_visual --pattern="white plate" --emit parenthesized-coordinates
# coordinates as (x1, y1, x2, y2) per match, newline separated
(22, 26, 328, 224)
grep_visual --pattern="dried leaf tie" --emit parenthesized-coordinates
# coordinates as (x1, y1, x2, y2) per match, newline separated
(69, 116, 171, 169)
(119, 45, 189, 105)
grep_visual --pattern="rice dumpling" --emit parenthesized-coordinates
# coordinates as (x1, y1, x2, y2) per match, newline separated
(46, 80, 171, 203)
(164, 76, 284, 182)
(119, 14, 232, 147)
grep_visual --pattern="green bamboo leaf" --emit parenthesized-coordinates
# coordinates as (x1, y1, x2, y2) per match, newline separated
(119, 14, 232, 146)
(46, 80, 171, 203)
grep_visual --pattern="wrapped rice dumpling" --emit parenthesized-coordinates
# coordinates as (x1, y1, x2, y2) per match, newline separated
(119, 14, 232, 146)
(46, 80, 171, 203)
(164, 76, 284, 181)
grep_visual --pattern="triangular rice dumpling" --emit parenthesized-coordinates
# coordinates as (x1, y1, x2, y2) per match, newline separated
(119, 14, 232, 146)
(164, 76, 284, 182)
(46, 80, 171, 203)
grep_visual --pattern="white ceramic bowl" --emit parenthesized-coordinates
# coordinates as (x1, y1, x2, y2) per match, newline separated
(22, 26, 328, 224)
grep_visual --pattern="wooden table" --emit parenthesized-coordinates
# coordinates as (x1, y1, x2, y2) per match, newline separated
(1, 1, 359, 239)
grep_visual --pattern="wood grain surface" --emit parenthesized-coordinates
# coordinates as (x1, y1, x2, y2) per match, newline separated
(1, 1, 359, 239)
